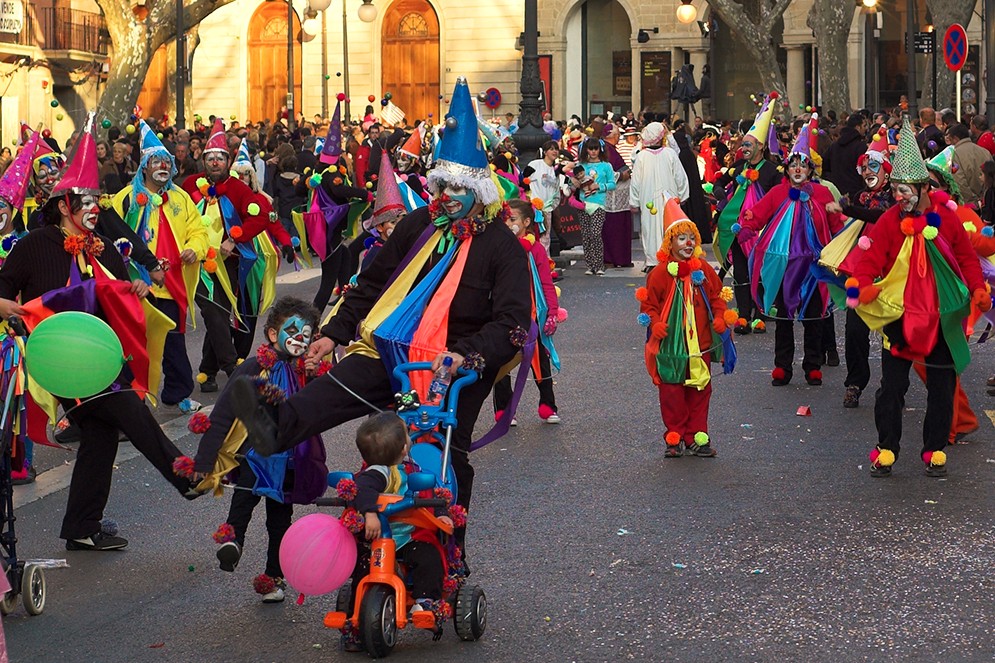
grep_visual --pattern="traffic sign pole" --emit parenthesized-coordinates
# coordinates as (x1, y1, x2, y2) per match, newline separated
(957, 70, 962, 121)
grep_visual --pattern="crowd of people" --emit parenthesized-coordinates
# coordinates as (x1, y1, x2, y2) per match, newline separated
(3, 78, 995, 648)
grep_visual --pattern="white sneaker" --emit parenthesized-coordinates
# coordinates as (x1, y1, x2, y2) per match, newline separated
(510, 418, 518, 427)
(177, 398, 203, 414)
(584, 269, 595, 275)
(544, 413, 561, 424)
(262, 586, 285, 603)
(595, 269, 605, 276)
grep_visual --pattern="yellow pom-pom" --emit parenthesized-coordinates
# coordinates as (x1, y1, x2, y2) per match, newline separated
(195, 177, 208, 189)
(693, 432, 709, 446)
(720, 286, 734, 302)
(667, 262, 679, 277)
(930, 450, 947, 466)
(963, 222, 978, 234)
(365, 182, 374, 189)
(236, 358, 244, 366)
(922, 226, 938, 241)
(554, 286, 561, 297)
(634, 287, 649, 302)
(489, 163, 497, 171)
(196, 372, 208, 384)
(693, 246, 704, 257)
(723, 309, 739, 325)
(844, 277, 859, 289)
(877, 449, 896, 467)
(247, 202, 261, 216)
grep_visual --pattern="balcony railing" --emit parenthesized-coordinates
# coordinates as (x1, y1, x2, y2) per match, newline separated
(0, 6, 108, 57)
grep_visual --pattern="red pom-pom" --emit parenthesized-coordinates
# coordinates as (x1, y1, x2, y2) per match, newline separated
(136, 192, 149, 206)
(341, 509, 365, 534)
(677, 262, 690, 278)
(771, 367, 786, 381)
(229, 226, 243, 240)
(212, 523, 236, 544)
(206, 247, 217, 259)
(634, 287, 649, 302)
(556, 308, 568, 323)
(664, 431, 681, 446)
(253, 574, 276, 595)
(448, 504, 467, 528)
(336, 92, 347, 101)
(808, 369, 823, 381)
(172, 455, 195, 478)
(769, 91, 780, 99)
(519, 237, 533, 251)
(187, 411, 211, 434)
(656, 249, 669, 263)
(869, 448, 880, 464)
(443, 577, 459, 595)
(434, 487, 454, 503)
(315, 360, 333, 376)
(336, 478, 358, 501)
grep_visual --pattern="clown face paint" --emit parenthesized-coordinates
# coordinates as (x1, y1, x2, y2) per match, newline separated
(146, 155, 172, 185)
(0, 199, 12, 235)
(505, 207, 530, 238)
(892, 183, 920, 213)
(740, 137, 758, 162)
(786, 157, 811, 186)
(396, 153, 414, 172)
(34, 157, 62, 198)
(860, 158, 886, 191)
(204, 152, 229, 183)
(670, 231, 696, 260)
(277, 315, 312, 357)
(76, 194, 100, 231)
(440, 185, 476, 219)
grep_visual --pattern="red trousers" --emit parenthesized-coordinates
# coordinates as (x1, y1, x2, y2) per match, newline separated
(912, 364, 978, 443)
(657, 382, 712, 443)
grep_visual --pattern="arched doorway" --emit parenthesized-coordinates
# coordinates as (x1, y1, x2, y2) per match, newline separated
(248, 2, 303, 124)
(138, 45, 170, 123)
(381, 0, 439, 125)
(563, 0, 632, 121)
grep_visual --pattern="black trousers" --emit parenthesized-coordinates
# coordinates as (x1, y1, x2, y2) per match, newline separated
(275, 353, 496, 532)
(154, 297, 194, 405)
(197, 256, 258, 376)
(493, 349, 556, 413)
(347, 540, 444, 611)
(312, 244, 354, 313)
(772, 289, 824, 375)
(60, 390, 190, 540)
(821, 311, 837, 357)
(226, 457, 293, 579)
(874, 339, 955, 456)
(844, 308, 871, 390)
(730, 241, 756, 321)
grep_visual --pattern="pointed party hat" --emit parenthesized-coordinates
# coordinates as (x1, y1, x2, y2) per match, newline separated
(235, 137, 252, 165)
(863, 129, 892, 165)
(890, 116, 930, 184)
(0, 131, 41, 210)
(319, 98, 342, 165)
(139, 120, 168, 158)
(426, 76, 499, 206)
(926, 145, 961, 202)
(746, 91, 778, 146)
(398, 128, 423, 158)
(661, 196, 700, 249)
(787, 113, 817, 163)
(204, 117, 228, 154)
(50, 112, 100, 197)
(366, 151, 406, 231)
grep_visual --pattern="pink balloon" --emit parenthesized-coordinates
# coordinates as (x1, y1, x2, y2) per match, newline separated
(279, 513, 357, 596)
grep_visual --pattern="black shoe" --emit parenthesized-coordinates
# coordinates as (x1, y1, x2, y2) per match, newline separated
(229, 377, 280, 456)
(664, 442, 684, 458)
(925, 463, 947, 478)
(825, 349, 840, 367)
(869, 464, 892, 478)
(843, 385, 861, 408)
(216, 541, 242, 572)
(200, 375, 219, 393)
(734, 323, 752, 336)
(689, 443, 717, 458)
(11, 465, 36, 486)
(66, 531, 129, 551)
(805, 370, 823, 386)
(55, 423, 82, 444)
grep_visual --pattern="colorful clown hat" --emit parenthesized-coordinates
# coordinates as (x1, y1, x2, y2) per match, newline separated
(204, 117, 228, 154)
(366, 151, 406, 232)
(234, 137, 252, 165)
(139, 120, 169, 159)
(0, 131, 42, 210)
(787, 113, 818, 163)
(926, 145, 962, 202)
(891, 116, 930, 184)
(661, 196, 700, 249)
(746, 91, 778, 147)
(426, 77, 499, 206)
(319, 98, 342, 165)
(398, 128, 423, 159)
(50, 112, 100, 197)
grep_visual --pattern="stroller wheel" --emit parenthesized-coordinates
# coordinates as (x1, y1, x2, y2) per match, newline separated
(0, 561, 16, 616)
(21, 564, 45, 616)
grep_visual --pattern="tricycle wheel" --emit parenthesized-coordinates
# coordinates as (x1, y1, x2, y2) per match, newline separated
(359, 584, 397, 658)
(21, 564, 44, 615)
(335, 580, 352, 614)
(453, 584, 486, 641)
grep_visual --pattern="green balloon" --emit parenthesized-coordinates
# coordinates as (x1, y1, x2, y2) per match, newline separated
(26, 312, 124, 398)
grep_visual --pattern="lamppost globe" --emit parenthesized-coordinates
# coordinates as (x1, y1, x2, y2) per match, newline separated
(358, 0, 377, 23)
(309, 0, 332, 10)
(676, 2, 697, 24)
(302, 16, 320, 36)
(861, 0, 877, 7)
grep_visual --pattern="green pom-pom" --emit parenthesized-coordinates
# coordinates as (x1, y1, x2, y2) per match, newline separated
(229, 169, 238, 178)
(768, 306, 778, 317)
(101, 118, 112, 129)
(922, 226, 938, 241)
(247, 202, 261, 216)
(195, 177, 208, 189)
(151, 194, 162, 206)
(703, 183, 714, 194)
(693, 432, 709, 446)
(667, 262, 679, 277)
(202, 217, 212, 227)
(188, 565, 195, 572)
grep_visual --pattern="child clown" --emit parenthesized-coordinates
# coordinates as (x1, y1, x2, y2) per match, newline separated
(637, 198, 738, 458)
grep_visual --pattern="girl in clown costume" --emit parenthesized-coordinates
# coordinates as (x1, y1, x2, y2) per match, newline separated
(637, 198, 737, 458)
(735, 115, 844, 387)
(851, 117, 988, 478)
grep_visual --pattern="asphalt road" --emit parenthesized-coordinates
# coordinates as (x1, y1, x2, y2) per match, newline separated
(6, 244, 995, 663)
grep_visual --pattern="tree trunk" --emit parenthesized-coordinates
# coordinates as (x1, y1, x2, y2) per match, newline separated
(704, 0, 793, 118)
(807, 0, 854, 115)
(925, 0, 976, 116)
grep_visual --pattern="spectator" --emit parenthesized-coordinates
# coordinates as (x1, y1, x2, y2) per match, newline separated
(99, 141, 135, 195)
(172, 142, 198, 185)
(917, 107, 944, 158)
(823, 113, 867, 199)
(946, 122, 992, 208)
(971, 115, 995, 156)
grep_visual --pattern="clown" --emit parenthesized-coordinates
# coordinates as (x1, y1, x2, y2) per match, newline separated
(230, 77, 531, 569)
(359, 151, 407, 271)
(23, 134, 65, 229)
(111, 121, 210, 413)
(736, 114, 844, 387)
(713, 93, 783, 334)
(852, 117, 988, 478)
(0, 131, 45, 258)
(181, 118, 294, 394)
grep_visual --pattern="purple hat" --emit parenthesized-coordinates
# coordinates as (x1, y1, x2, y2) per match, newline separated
(0, 130, 41, 210)
(319, 99, 342, 165)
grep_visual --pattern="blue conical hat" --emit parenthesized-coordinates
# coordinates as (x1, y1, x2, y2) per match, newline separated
(319, 99, 342, 164)
(426, 77, 499, 205)
(139, 120, 169, 159)
(235, 138, 252, 165)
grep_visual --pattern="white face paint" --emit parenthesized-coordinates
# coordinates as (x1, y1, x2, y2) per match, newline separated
(77, 194, 100, 231)
(277, 316, 313, 357)
(0, 200, 11, 234)
(787, 158, 811, 186)
(147, 156, 172, 185)
(671, 231, 696, 260)
(860, 159, 885, 191)
(892, 183, 919, 213)
(396, 153, 414, 171)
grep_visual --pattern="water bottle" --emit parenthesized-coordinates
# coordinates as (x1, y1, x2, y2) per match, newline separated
(427, 357, 454, 405)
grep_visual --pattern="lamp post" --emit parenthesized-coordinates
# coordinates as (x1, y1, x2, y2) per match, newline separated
(987, 0, 995, 120)
(906, 0, 917, 118)
(175, 0, 185, 129)
(287, 0, 296, 131)
(513, 0, 546, 165)
(356, 1, 379, 120)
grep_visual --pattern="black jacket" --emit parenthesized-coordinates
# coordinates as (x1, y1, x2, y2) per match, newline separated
(823, 127, 866, 199)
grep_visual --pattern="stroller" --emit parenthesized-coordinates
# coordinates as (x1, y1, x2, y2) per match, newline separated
(317, 361, 486, 657)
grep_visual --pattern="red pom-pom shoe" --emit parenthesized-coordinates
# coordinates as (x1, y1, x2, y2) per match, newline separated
(806, 369, 823, 386)
(771, 367, 791, 386)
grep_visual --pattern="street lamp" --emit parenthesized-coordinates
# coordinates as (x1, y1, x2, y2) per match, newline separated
(310, 0, 331, 10)
(358, 0, 377, 23)
(676, 0, 697, 25)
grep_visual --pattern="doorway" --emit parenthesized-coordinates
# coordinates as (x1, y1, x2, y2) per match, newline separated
(248, 2, 303, 124)
(381, 0, 440, 125)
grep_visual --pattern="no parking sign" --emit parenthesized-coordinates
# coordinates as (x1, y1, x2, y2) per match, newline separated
(943, 24, 967, 71)
(483, 87, 502, 110)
